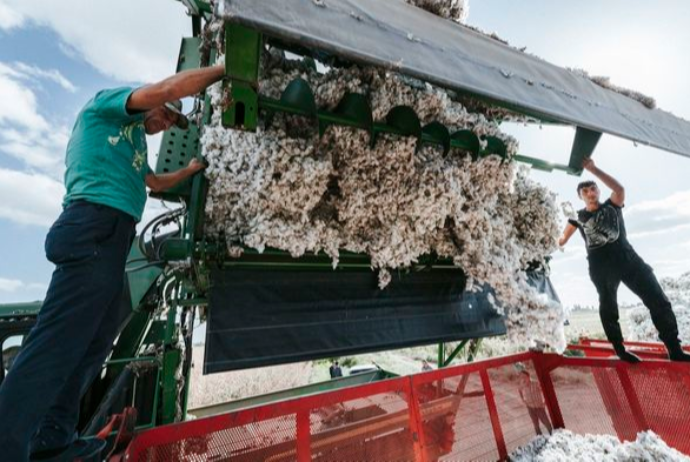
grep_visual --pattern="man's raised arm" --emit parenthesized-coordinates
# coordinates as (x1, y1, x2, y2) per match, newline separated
(127, 65, 225, 112)
(582, 158, 625, 206)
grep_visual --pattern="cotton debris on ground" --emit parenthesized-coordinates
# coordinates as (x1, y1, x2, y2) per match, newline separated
(627, 272, 690, 344)
(509, 430, 690, 462)
(202, 11, 566, 351)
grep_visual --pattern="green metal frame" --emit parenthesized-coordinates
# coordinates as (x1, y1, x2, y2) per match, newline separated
(188, 368, 398, 419)
(218, 23, 591, 175)
(223, 24, 262, 130)
(437, 339, 484, 368)
(568, 127, 603, 174)
(151, 37, 204, 202)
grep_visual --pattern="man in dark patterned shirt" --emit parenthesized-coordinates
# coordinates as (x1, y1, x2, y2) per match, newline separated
(559, 158, 689, 363)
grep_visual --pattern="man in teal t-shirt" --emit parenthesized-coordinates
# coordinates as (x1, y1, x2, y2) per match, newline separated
(0, 65, 225, 462)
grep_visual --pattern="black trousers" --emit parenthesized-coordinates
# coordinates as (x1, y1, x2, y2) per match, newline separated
(589, 251, 680, 346)
(0, 201, 135, 461)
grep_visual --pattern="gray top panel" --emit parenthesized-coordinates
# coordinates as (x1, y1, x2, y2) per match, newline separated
(220, 0, 690, 157)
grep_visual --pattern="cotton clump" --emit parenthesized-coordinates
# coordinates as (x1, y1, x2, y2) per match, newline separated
(627, 272, 690, 344)
(510, 430, 690, 462)
(405, 0, 469, 24)
(202, 40, 564, 350)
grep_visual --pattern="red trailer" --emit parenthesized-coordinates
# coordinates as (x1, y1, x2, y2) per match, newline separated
(117, 341, 690, 461)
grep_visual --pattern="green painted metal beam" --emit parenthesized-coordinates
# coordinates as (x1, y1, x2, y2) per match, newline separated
(188, 369, 395, 418)
(437, 342, 445, 368)
(159, 348, 182, 424)
(0, 301, 41, 318)
(513, 154, 579, 175)
(568, 127, 603, 174)
(467, 339, 483, 362)
(223, 24, 262, 130)
(442, 339, 470, 367)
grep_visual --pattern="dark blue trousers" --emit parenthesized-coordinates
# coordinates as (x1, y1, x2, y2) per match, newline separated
(0, 201, 135, 461)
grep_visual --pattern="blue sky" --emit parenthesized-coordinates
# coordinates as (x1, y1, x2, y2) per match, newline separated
(0, 0, 689, 307)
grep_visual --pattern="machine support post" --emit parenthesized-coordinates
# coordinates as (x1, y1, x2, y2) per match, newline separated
(407, 379, 429, 462)
(296, 410, 312, 461)
(442, 340, 469, 367)
(532, 352, 565, 429)
(481, 369, 507, 460)
(223, 23, 262, 130)
(437, 342, 445, 368)
(160, 293, 183, 425)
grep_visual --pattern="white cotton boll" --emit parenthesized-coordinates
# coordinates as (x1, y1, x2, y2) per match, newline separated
(626, 272, 690, 344)
(201, 45, 566, 350)
(510, 430, 690, 462)
(561, 201, 577, 220)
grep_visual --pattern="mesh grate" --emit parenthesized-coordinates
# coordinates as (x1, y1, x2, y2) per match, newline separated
(413, 372, 500, 461)
(309, 391, 415, 461)
(137, 414, 296, 462)
(124, 351, 690, 462)
(487, 362, 550, 455)
(626, 366, 690, 454)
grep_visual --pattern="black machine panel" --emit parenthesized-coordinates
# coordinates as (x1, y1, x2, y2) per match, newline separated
(204, 267, 506, 373)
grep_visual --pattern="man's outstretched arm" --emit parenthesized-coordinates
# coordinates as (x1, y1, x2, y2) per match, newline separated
(127, 65, 225, 112)
(582, 158, 625, 206)
(558, 223, 577, 247)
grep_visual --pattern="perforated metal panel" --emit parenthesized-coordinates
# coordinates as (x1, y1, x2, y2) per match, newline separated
(151, 125, 200, 201)
(150, 37, 203, 202)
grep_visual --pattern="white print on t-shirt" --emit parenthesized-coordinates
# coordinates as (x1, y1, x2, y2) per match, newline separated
(581, 204, 620, 249)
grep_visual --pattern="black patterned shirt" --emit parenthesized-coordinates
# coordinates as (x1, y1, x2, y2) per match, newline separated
(568, 199, 634, 258)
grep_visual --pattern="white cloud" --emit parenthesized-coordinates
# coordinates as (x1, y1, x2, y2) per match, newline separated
(0, 277, 46, 293)
(0, 168, 64, 226)
(1, 126, 69, 174)
(0, 2, 24, 29)
(12, 62, 77, 93)
(627, 190, 690, 217)
(0, 61, 72, 175)
(0, 62, 49, 130)
(1, 0, 191, 82)
(0, 278, 22, 292)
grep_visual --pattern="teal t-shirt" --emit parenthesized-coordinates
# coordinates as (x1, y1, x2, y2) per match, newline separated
(63, 87, 152, 222)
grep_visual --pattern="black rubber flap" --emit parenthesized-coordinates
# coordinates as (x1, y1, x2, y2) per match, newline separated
(204, 267, 505, 373)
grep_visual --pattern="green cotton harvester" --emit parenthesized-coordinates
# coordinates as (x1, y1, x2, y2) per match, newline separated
(2, 1, 690, 460)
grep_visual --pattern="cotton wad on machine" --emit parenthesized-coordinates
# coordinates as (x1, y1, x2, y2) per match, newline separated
(3, 0, 690, 460)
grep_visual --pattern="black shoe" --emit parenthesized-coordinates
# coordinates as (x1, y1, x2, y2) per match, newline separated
(613, 346, 642, 363)
(30, 438, 106, 462)
(666, 343, 690, 362)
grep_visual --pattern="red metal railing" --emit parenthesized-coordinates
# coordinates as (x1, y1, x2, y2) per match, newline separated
(121, 346, 690, 461)
(568, 337, 690, 360)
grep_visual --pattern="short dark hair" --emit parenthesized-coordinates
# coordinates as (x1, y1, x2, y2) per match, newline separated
(576, 180, 597, 196)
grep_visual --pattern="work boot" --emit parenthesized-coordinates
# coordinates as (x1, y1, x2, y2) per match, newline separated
(613, 344, 641, 363)
(665, 342, 690, 362)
